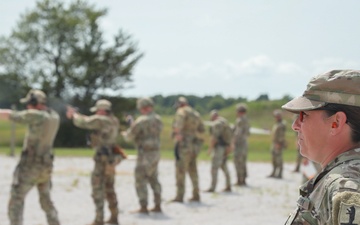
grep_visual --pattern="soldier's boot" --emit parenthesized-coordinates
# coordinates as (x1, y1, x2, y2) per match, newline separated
(149, 204, 162, 213)
(267, 170, 276, 178)
(204, 187, 215, 193)
(235, 178, 246, 186)
(222, 186, 232, 192)
(131, 205, 148, 214)
(105, 214, 118, 225)
(188, 193, 200, 202)
(277, 168, 283, 179)
(170, 196, 183, 203)
(86, 221, 104, 225)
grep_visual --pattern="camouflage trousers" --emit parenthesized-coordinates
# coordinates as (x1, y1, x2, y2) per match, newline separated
(8, 160, 60, 225)
(175, 139, 201, 200)
(233, 141, 248, 183)
(91, 158, 119, 223)
(210, 145, 231, 190)
(270, 145, 284, 178)
(135, 150, 161, 207)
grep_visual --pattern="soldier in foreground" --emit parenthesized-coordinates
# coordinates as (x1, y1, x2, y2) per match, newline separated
(282, 69, 360, 224)
(232, 103, 250, 186)
(0, 89, 61, 225)
(268, 109, 286, 179)
(67, 99, 124, 225)
(171, 97, 205, 202)
(122, 97, 163, 214)
(205, 110, 232, 192)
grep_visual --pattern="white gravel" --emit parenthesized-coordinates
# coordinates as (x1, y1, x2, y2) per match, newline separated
(0, 155, 303, 225)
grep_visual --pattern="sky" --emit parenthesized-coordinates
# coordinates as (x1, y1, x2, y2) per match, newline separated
(1, 0, 360, 100)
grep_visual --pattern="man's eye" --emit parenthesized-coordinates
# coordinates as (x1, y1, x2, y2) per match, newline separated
(299, 111, 308, 122)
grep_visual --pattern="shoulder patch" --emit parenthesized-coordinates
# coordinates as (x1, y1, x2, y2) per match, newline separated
(333, 191, 360, 225)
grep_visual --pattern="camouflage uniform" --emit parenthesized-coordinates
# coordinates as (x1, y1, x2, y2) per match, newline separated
(285, 149, 360, 225)
(8, 90, 60, 225)
(173, 100, 205, 201)
(233, 113, 250, 185)
(208, 116, 231, 191)
(269, 115, 286, 178)
(71, 102, 121, 224)
(281, 70, 360, 224)
(127, 109, 163, 210)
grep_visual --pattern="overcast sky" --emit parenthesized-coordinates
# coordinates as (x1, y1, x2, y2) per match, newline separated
(1, 0, 360, 100)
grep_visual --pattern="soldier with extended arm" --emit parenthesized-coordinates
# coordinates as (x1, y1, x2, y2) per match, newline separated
(67, 99, 124, 225)
(0, 89, 61, 225)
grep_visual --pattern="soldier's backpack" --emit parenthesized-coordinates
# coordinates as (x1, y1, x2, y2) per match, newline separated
(220, 122, 233, 146)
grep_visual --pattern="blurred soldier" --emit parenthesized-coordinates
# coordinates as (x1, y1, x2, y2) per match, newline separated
(67, 99, 124, 225)
(0, 89, 61, 225)
(122, 97, 163, 214)
(268, 109, 286, 179)
(293, 134, 303, 173)
(205, 110, 232, 192)
(171, 96, 205, 202)
(232, 103, 250, 186)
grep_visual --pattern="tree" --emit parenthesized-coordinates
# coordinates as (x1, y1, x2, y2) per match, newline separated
(0, 0, 143, 108)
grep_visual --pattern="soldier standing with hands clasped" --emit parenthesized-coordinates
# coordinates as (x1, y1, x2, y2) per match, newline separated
(232, 103, 250, 186)
(171, 96, 205, 203)
(122, 97, 163, 214)
(205, 110, 232, 193)
(67, 99, 125, 225)
(268, 109, 286, 179)
(283, 70, 360, 224)
(0, 89, 61, 225)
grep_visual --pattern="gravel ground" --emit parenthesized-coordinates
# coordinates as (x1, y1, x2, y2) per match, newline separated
(0, 155, 303, 225)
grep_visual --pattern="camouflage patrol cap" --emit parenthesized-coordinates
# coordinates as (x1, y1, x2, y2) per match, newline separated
(90, 99, 112, 112)
(178, 96, 188, 104)
(236, 103, 247, 112)
(20, 89, 47, 104)
(136, 97, 154, 109)
(210, 109, 218, 117)
(273, 109, 282, 117)
(282, 70, 360, 113)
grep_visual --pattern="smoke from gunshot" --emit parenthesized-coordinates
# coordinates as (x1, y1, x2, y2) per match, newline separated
(47, 97, 78, 122)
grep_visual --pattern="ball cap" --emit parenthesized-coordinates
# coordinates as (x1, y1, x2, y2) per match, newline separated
(282, 70, 360, 113)
(20, 89, 47, 104)
(90, 99, 112, 112)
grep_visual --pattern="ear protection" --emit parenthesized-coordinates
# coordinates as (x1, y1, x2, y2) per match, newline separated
(332, 122, 338, 128)
(28, 93, 38, 106)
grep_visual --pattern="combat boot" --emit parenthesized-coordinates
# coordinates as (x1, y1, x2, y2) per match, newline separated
(130, 205, 148, 214)
(149, 204, 162, 213)
(222, 186, 232, 192)
(170, 196, 183, 203)
(188, 195, 200, 202)
(204, 188, 215, 193)
(105, 215, 118, 225)
(86, 221, 104, 225)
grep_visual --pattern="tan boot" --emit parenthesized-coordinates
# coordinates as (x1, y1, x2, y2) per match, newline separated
(222, 186, 232, 192)
(204, 188, 215, 193)
(149, 204, 162, 213)
(188, 195, 200, 202)
(130, 205, 148, 214)
(170, 197, 183, 203)
(86, 222, 104, 225)
(105, 215, 118, 225)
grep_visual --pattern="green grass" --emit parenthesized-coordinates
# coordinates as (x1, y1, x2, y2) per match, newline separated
(0, 99, 299, 163)
(0, 139, 297, 163)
